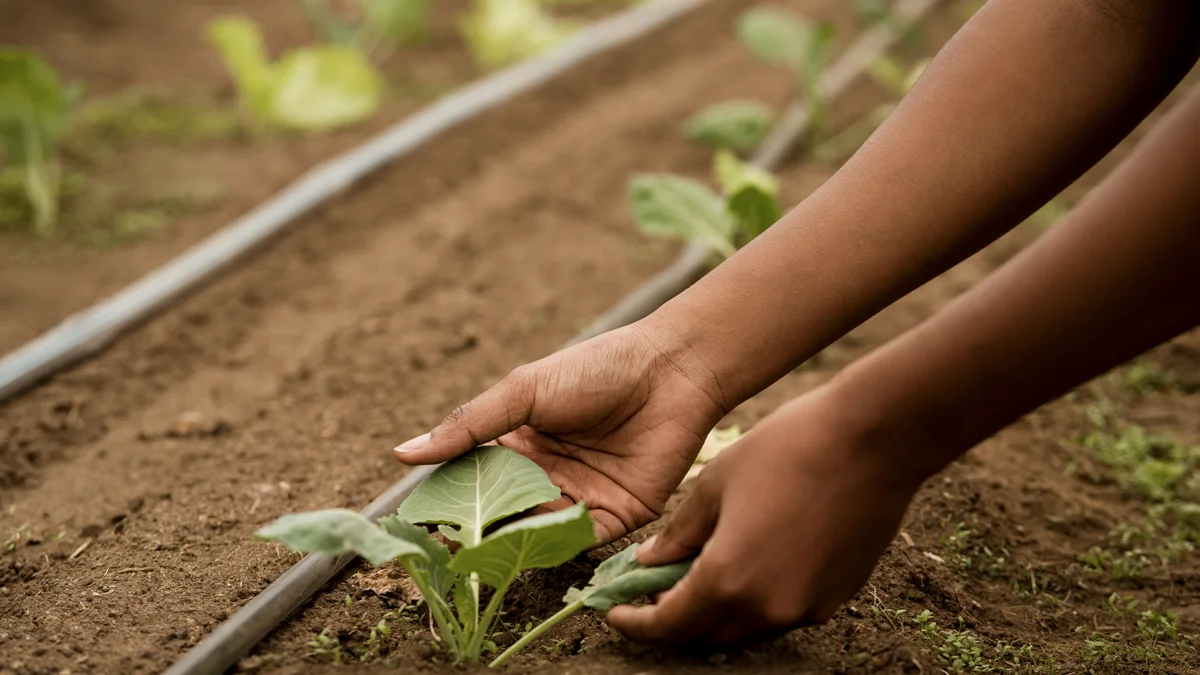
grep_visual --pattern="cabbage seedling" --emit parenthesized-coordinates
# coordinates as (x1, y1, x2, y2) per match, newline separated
(460, 0, 576, 70)
(0, 49, 81, 236)
(737, 7, 836, 142)
(682, 100, 775, 153)
(205, 16, 382, 132)
(628, 149, 782, 258)
(256, 445, 688, 666)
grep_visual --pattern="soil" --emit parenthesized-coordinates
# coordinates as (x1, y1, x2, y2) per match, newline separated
(2, 2, 1199, 675)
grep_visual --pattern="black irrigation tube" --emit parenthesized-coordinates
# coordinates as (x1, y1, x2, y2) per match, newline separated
(0, 0, 940, 671)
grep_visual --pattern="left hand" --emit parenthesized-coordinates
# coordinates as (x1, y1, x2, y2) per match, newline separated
(605, 384, 930, 645)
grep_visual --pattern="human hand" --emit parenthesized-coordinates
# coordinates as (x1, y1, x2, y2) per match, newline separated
(606, 385, 929, 645)
(393, 318, 727, 544)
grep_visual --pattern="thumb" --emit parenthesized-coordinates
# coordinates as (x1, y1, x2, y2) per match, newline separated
(636, 474, 721, 567)
(394, 365, 536, 465)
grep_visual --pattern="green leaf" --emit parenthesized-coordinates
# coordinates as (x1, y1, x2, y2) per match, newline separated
(712, 149, 781, 242)
(682, 100, 774, 152)
(563, 543, 692, 611)
(205, 17, 276, 121)
(255, 508, 429, 566)
(378, 517, 454, 597)
(206, 16, 381, 131)
(450, 502, 595, 589)
(712, 148, 778, 197)
(627, 173, 737, 258)
(0, 49, 78, 164)
(736, 7, 812, 70)
(394, 445, 562, 547)
(460, 0, 575, 70)
(269, 46, 382, 130)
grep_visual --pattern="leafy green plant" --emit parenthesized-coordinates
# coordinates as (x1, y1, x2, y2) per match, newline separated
(257, 445, 689, 666)
(299, 0, 431, 62)
(460, 0, 576, 70)
(0, 49, 82, 236)
(682, 100, 775, 153)
(737, 7, 836, 141)
(628, 149, 782, 258)
(205, 16, 383, 131)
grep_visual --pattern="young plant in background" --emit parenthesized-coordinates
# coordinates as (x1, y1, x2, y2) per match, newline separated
(737, 7, 836, 142)
(257, 445, 689, 666)
(628, 149, 782, 259)
(0, 49, 81, 236)
(460, 0, 576, 70)
(682, 6, 834, 153)
(206, 16, 383, 132)
(682, 99, 775, 153)
(299, 0, 432, 63)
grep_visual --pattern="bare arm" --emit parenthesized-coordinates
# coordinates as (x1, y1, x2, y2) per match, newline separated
(650, 0, 1200, 413)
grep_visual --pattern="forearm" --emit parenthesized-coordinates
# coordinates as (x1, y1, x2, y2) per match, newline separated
(644, 0, 1198, 411)
(831, 81, 1200, 482)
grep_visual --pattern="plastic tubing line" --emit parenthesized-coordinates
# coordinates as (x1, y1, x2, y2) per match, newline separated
(0, 0, 712, 406)
(163, 0, 944, 672)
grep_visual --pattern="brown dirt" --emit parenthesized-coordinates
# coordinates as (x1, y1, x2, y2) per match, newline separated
(0, 0, 476, 355)
(2, 2, 1198, 675)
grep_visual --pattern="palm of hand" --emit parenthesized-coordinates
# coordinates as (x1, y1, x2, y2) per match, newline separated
(495, 333, 724, 544)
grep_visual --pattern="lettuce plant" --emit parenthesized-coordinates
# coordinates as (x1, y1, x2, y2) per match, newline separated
(257, 445, 689, 666)
(205, 17, 382, 132)
(0, 49, 81, 236)
(682, 100, 775, 153)
(460, 0, 576, 70)
(628, 149, 782, 259)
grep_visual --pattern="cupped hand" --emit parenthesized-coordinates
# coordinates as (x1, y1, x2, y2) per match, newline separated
(393, 318, 727, 544)
(606, 385, 927, 645)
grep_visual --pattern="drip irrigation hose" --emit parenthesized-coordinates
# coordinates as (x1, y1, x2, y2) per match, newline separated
(0, 0, 711, 406)
(163, 1, 943, 672)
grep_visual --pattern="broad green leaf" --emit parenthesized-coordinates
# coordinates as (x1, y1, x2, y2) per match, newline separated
(394, 445, 561, 547)
(205, 17, 276, 121)
(563, 543, 692, 611)
(460, 0, 575, 70)
(627, 173, 737, 258)
(737, 7, 812, 70)
(713, 150, 781, 242)
(360, 0, 431, 46)
(728, 185, 781, 242)
(270, 46, 381, 130)
(682, 100, 774, 152)
(255, 508, 428, 566)
(378, 517, 454, 597)
(450, 502, 595, 589)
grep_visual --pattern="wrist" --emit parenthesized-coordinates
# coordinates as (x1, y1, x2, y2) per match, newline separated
(822, 353, 973, 488)
(631, 311, 733, 416)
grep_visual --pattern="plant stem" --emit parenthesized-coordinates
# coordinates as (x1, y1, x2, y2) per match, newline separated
(468, 581, 511, 661)
(488, 600, 584, 669)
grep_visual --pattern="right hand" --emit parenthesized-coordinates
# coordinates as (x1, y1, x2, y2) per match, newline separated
(393, 319, 727, 544)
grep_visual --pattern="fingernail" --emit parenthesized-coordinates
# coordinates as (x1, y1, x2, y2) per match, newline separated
(394, 432, 430, 454)
(637, 535, 657, 559)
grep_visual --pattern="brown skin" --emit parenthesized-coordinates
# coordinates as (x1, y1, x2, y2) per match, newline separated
(397, 0, 1200, 646)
